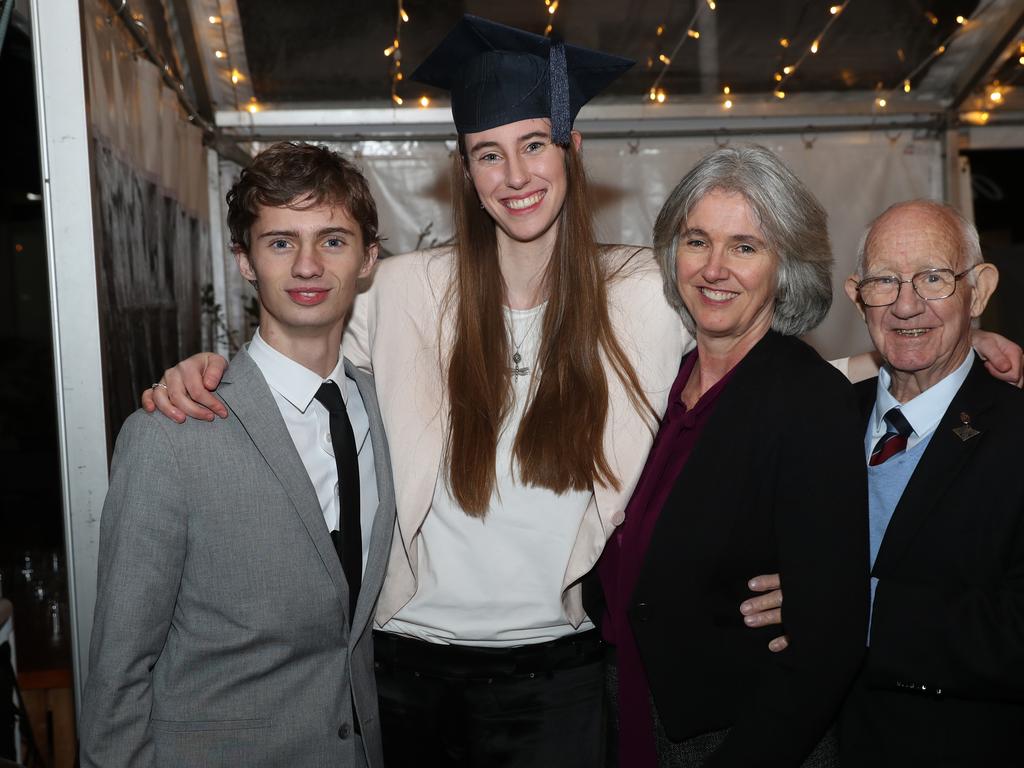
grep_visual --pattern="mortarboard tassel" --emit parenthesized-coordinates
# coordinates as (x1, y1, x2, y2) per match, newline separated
(548, 40, 571, 145)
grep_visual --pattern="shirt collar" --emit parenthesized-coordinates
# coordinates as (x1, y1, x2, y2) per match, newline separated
(248, 328, 347, 413)
(872, 349, 974, 440)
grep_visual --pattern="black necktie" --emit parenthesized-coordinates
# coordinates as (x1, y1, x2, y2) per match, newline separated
(869, 407, 914, 466)
(314, 380, 361, 619)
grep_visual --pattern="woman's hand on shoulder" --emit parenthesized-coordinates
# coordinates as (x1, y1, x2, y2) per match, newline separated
(141, 352, 229, 423)
(972, 329, 1024, 387)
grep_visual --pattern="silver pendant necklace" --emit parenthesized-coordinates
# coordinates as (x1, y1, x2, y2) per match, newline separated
(509, 307, 543, 380)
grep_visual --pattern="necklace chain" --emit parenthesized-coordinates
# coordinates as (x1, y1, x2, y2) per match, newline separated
(508, 307, 543, 380)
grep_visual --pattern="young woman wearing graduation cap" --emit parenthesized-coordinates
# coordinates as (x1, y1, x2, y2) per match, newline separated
(351, 17, 690, 765)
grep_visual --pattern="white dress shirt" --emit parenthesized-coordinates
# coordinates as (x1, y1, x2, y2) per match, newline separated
(248, 329, 378, 568)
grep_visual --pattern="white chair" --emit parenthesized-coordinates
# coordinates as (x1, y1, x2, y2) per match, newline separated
(0, 599, 19, 765)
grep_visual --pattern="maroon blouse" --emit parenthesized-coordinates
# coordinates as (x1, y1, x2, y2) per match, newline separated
(598, 350, 735, 767)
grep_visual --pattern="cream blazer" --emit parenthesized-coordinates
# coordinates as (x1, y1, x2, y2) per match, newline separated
(344, 246, 693, 626)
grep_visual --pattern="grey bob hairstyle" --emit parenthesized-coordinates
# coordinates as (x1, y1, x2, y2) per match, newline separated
(653, 145, 833, 337)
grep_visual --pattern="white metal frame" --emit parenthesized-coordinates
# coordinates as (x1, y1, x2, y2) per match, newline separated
(206, 147, 231, 359)
(214, 95, 948, 138)
(31, 0, 109, 715)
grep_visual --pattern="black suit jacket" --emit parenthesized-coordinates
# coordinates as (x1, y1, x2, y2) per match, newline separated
(625, 331, 869, 767)
(839, 358, 1024, 768)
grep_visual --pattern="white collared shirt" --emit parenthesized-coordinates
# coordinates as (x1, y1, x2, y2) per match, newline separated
(248, 329, 375, 565)
(867, 349, 975, 461)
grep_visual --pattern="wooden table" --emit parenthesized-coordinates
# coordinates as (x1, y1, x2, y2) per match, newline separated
(8, 596, 76, 768)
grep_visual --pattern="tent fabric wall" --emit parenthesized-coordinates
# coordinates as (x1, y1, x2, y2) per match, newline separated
(341, 131, 942, 361)
(82, 0, 211, 438)
(211, 132, 942, 361)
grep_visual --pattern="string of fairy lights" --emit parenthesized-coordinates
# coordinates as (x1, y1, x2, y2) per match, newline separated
(769, 1, 852, 101)
(960, 36, 1024, 124)
(543, 0, 559, 37)
(638, 0, 1020, 119)
(374, 1, 1022, 121)
(646, 1, 710, 104)
(383, 0, 412, 105)
(205, 2, 249, 114)
(185, 1, 1024, 124)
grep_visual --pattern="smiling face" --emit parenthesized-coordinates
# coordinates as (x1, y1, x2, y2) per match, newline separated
(464, 117, 579, 248)
(235, 200, 377, 350)
(676, 190, 778, 354)
(844, 202, 997, 400)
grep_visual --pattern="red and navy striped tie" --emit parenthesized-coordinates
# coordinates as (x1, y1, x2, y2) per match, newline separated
(869, 407, 914, 466)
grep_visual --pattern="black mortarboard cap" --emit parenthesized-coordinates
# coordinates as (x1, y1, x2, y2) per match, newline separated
(410, 15, 633, 144)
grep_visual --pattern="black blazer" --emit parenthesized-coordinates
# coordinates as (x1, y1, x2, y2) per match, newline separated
(628, 331, 869, 767)
(839, 358, 1024, 767)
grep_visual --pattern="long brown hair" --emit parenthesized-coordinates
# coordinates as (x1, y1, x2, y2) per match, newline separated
(445, 139, 651, 517)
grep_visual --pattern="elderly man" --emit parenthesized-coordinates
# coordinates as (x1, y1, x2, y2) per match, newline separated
(838, 199, 1024, 767)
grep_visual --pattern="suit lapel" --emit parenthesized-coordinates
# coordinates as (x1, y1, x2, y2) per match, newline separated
(344, 359, 396, 638)
(873, 360, 994, 574)
(220, 351, 351, 617)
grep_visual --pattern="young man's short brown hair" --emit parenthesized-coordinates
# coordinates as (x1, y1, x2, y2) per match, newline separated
(226, 142, 380, 252)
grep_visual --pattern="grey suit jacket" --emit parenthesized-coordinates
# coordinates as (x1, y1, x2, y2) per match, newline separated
(79, 350, 396, 768)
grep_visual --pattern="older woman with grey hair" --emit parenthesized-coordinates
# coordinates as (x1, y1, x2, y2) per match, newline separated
(595, 145, 869, 768)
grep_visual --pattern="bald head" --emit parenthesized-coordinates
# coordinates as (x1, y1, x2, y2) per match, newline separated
(856, 200, 982, 282)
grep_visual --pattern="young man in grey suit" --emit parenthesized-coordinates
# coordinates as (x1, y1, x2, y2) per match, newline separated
(79, 142, 396, 768)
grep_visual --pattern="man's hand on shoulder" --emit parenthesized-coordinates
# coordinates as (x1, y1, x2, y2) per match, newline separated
(141, 352, 229, 422)
(740, 573, 789, 653)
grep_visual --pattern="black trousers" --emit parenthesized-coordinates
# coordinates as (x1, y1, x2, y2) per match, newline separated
(374, 630, 607, 768)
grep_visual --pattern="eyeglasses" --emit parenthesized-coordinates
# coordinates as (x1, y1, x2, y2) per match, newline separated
(854, 266, 975, 308)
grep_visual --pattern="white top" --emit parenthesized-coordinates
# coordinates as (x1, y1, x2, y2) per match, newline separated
(248, 329, 377, 566)
(382, 305, 595, 646)
(867, 349, 975, 461)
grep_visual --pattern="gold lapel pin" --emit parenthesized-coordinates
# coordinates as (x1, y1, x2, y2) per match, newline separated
(952, 411, 981, 442)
